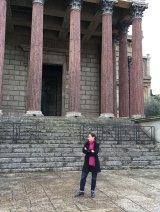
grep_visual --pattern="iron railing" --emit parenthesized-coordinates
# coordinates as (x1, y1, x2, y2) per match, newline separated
(0, 122, 40, 143)
(80, 124, 156, 145)
(0, 121, 156, 145)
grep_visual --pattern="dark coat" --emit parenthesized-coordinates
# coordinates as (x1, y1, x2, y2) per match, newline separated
(82, 141, 101, 173)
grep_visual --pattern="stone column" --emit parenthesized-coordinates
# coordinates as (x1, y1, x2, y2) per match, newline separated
(119, 23, 130, 117)
(66, 0, 82, 117)
(26, 0, 44, 116)
(112, 36, 118, 117)
(130, 3, 147, 118)
(0, 0, 7, 116)
(128, 56, 132, 117)
(100, 0, 117, 118)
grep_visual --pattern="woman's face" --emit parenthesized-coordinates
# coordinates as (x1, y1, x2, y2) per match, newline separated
(88, 134, 95, 142)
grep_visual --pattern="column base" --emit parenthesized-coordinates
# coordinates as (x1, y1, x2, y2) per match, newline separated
(131, 114, 145, 119)
(25, 111, 43, 116)
(66, 112, 81, 118)
(99, 113, 114, 118)
(119, 116, 130, 119)
(0, 110, 3, 116)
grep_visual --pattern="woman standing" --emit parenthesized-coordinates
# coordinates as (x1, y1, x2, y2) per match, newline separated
(75, 132, 101, 198)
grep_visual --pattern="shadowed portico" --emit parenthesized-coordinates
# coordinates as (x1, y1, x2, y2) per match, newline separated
(0, 0, 148, 118)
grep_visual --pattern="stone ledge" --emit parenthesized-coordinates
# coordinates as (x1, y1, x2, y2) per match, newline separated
(133, 116, 160, 123)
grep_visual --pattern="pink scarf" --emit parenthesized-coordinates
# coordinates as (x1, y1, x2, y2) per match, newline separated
(88, 141, 96, 167)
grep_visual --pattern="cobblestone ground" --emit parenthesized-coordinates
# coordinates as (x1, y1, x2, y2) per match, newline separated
(0, 169, 160, 212)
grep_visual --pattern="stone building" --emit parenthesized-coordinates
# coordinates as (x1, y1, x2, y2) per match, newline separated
(142, 54, 151, 100)
(0, 0, 149, 118)
(115, 37, 151, 116)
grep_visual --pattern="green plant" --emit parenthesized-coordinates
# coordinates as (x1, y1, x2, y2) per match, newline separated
(144, 97, 160, 117)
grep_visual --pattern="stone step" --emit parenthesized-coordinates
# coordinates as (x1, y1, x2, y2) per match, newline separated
(0, 117, 159, 173)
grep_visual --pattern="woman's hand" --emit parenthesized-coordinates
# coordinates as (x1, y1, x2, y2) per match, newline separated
(84, 147, 87, 150)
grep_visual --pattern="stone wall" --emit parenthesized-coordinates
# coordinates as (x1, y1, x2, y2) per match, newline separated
(2, 29, 150, 117)
(2, 29, 101, 116)
(0, 117, 159, 173)
(135, 117, 160, 143)
(2, 44, 28, 115)
(80, 48, 100, 117)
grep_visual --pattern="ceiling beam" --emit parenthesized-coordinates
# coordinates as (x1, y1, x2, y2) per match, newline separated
(12, 12, 61, 31)
(58, 7, 70, 40)
(12, 11, 102, 37)
(6, 0, 14, 33)
(82, 12, 101, 43)
(11, 0, 96, 22)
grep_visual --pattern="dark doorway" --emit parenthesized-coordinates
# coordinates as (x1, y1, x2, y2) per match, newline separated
(41, 65, 62, 116)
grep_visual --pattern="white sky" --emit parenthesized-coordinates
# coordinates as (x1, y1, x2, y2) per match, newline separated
(142, 0, 160, 95)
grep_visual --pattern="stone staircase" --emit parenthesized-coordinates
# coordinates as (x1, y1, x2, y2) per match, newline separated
(0, 116, 160, 173)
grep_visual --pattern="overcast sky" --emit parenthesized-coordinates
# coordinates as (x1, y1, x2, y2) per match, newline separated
(142, 0, 160, 95)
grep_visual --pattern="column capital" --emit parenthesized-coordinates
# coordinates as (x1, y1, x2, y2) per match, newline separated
(33, 0, 45, 5)
(132, 2, 148, 19)
(119, 22, 130, 35)
(69, 0, 83, 11)
(100, 0, 117, 15)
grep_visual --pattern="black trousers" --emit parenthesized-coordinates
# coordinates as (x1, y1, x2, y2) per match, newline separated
(80, 169, 97, 192)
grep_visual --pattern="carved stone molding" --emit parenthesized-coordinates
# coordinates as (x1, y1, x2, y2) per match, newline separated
(132, 2, 148, 19)
(69, 0, 83, 10)
(33, 0, 45, 5)
(101, 0, 117, 15)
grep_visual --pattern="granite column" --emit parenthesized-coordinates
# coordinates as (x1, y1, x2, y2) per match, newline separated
(100, 0, 117, 118)
(130, 3, 147, 118)
(66, 0, 82, 117)
(26, 0, 44, 116)
(119, 23, 130, 117)
(0, 0, 7, 115)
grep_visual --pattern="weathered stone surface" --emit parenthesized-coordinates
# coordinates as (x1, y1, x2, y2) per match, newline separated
(101, 13, 114, 116)
(1, 169, 160, 211)
(113, 38, 117, 117)
(0, 0, 7, 109)
(68, 8, 81, 114)
(0, 117, 160, 172)
(27, 2, 44, 111)
(130, 17, 144, 117)
(119, 25, 130, 117)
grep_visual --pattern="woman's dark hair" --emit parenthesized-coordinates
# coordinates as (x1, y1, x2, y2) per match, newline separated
(89, 132, 97, 140)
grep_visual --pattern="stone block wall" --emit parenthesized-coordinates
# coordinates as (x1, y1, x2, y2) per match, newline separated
(64, 47, 100, 117)
(2, 30, 101, 117)
(2, 30, 150, 117)
(80, 48, 100, 117)
(2, 44, 28, 115)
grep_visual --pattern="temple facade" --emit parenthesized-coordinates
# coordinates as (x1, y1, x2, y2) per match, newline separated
(0, 0, 150, 118)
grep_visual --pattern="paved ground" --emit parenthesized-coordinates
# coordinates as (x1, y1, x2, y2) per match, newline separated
(0, 169, 160, 212)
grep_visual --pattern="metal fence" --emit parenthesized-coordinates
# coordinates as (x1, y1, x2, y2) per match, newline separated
(0, 121, 156, 145)
(80, 123, 156, 144)
(0, 122, 40, 143)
